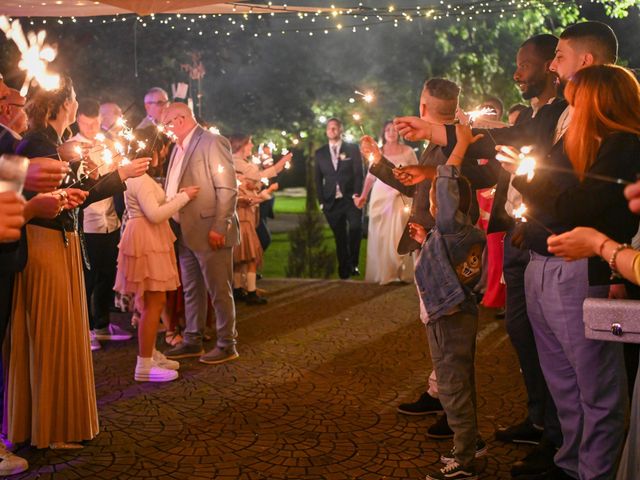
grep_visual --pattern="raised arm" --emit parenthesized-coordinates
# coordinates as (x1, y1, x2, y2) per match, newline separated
(133, 176, 192, 224)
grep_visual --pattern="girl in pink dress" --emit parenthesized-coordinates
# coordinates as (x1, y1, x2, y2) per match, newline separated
(115, 173, 199, 382)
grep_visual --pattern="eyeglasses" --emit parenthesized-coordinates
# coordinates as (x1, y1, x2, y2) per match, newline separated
(163, 114, 184, 125)
(145, 100, 168, 106)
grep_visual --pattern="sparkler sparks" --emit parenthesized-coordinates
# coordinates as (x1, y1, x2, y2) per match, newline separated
(466, 107, 496, 124)
(354, 90, 374, 103)
(0, 16, 60, 95)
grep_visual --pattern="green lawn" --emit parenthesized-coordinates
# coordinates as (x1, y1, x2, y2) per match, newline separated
(272, 195, 307, 214)
(261, 226, 368, 280)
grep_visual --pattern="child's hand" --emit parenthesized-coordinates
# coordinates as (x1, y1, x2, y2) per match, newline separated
(455, 123, 484, 147)
(408, 222, 427, 244)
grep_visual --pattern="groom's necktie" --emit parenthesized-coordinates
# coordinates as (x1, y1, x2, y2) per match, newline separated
(331, 145, 339, 170)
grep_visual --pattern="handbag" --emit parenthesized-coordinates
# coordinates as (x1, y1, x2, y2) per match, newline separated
(583, 298, 640, 344)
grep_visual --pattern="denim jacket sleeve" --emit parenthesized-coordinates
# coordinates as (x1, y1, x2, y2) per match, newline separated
(435, 165, 468, 235)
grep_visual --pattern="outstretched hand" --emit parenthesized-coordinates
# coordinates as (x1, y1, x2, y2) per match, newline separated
(393, 165, 436, 186)
(546, 227, 603, 261)
(455, 123, 484, 147)
(495, 145, 520, 175)
(359, 135, 381, 165)
(393, 116, 432, 142)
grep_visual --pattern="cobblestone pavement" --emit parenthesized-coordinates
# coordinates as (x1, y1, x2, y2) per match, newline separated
(11, 279, 533, 479)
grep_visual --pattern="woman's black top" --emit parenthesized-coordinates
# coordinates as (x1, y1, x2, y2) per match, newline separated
(16, 125, 126, 234)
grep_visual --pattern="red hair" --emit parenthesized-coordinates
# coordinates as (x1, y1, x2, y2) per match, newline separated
(564, 65, 640, 177)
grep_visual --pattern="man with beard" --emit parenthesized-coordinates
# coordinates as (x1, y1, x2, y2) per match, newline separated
(488, 34, 565, 480)
(395, 21, 623, 480)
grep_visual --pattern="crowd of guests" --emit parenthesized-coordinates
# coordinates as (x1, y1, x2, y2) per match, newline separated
(0, 18, 639, 480)
(0, 78, 290, 474)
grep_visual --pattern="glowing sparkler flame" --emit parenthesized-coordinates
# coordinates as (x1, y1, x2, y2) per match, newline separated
(217, 165, 225, 174)
(496, 145, 537, 182)
(94, 133, 106, 143)
(355, 90, 375, 103)
(0, 16, 60, 96)
(101, 149, 113, 165)
(352, 113, 362, 122)
(466, 107, 496, 123)
(512, 203, 528, 222)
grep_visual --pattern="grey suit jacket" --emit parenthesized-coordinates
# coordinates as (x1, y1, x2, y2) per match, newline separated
(166, 126, 239, 252)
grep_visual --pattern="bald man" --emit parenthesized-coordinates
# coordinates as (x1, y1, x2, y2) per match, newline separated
(161, 103, 240, 365)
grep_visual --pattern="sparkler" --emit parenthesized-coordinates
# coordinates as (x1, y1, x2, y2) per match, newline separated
(354, 90, 375, 103)
(466, 107, 496, 124)
(512, 202, 555, 235)
(496, 145, 633, 186)
(0, 16, 60, 96)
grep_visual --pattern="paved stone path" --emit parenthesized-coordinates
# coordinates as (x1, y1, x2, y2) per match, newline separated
(10, 279, 531, 479)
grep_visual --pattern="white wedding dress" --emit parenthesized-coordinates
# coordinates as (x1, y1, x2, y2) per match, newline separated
(365, 148, 418, 285)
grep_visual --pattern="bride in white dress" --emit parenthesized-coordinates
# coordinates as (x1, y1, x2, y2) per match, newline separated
(355, 121, 418, 284)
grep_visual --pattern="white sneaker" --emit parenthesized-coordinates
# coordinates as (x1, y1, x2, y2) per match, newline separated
(93, 324, 133, 341)
(0, 447, 28, 476)
(90, 331, 101, 351)
(152, 350, 180, 371)
(134, 357, 178, 382)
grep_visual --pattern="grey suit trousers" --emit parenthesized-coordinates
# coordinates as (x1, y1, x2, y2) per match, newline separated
(178, 234, 237, 348)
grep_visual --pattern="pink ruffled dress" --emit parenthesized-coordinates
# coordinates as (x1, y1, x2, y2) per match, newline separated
(114, 174, 191, 296)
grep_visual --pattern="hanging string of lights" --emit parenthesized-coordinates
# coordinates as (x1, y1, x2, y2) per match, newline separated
(13, 0, 584, 37)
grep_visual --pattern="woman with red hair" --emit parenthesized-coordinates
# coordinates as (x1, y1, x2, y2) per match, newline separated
(501, 63, 640, 480)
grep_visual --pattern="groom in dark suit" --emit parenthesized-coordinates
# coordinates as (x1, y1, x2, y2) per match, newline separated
(315, 118, 364, 279)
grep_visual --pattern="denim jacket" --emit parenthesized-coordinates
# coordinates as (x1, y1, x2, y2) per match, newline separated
(414, 165, 486, 321)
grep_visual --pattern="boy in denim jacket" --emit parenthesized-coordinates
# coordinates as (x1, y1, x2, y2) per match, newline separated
(397, 124, 485, 480)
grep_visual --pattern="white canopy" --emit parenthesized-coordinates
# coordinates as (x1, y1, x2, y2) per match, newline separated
(1, 1, 329, 17)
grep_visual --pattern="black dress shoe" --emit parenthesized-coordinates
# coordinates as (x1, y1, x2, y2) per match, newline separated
(496, 418, 543, 445)
(427, 414, 454, 439)
(351, 267, 361, 276)
(397, 392, 444, 416)
(511, 439, 558, 478)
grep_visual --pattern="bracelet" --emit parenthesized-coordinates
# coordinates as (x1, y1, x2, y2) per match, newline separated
(598, 238, 611, 258)
(609, 243, 630, 280)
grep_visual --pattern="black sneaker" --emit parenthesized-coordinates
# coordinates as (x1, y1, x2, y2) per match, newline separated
(426, 461, 478, 480)
(397, 392, 444, 416)
(495, 418, 543, 445)
(245, 291, 267, 305)
(164, 342, 205, 359)
(510, 439, 557, 477)
(233, 288, 248, 302)
(441, 438, 488, 464)
(427, 414, 454, 439)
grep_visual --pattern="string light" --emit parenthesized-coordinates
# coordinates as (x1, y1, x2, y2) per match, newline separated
(5, 1, 623, 40)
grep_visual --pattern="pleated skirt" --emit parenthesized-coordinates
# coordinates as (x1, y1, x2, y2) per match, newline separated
(5, 224, 99, 448)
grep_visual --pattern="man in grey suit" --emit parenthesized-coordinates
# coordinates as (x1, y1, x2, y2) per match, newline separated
(162, 103, 240, 365)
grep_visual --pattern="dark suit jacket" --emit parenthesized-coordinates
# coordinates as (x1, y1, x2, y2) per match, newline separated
(315, 142, 364, 209)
